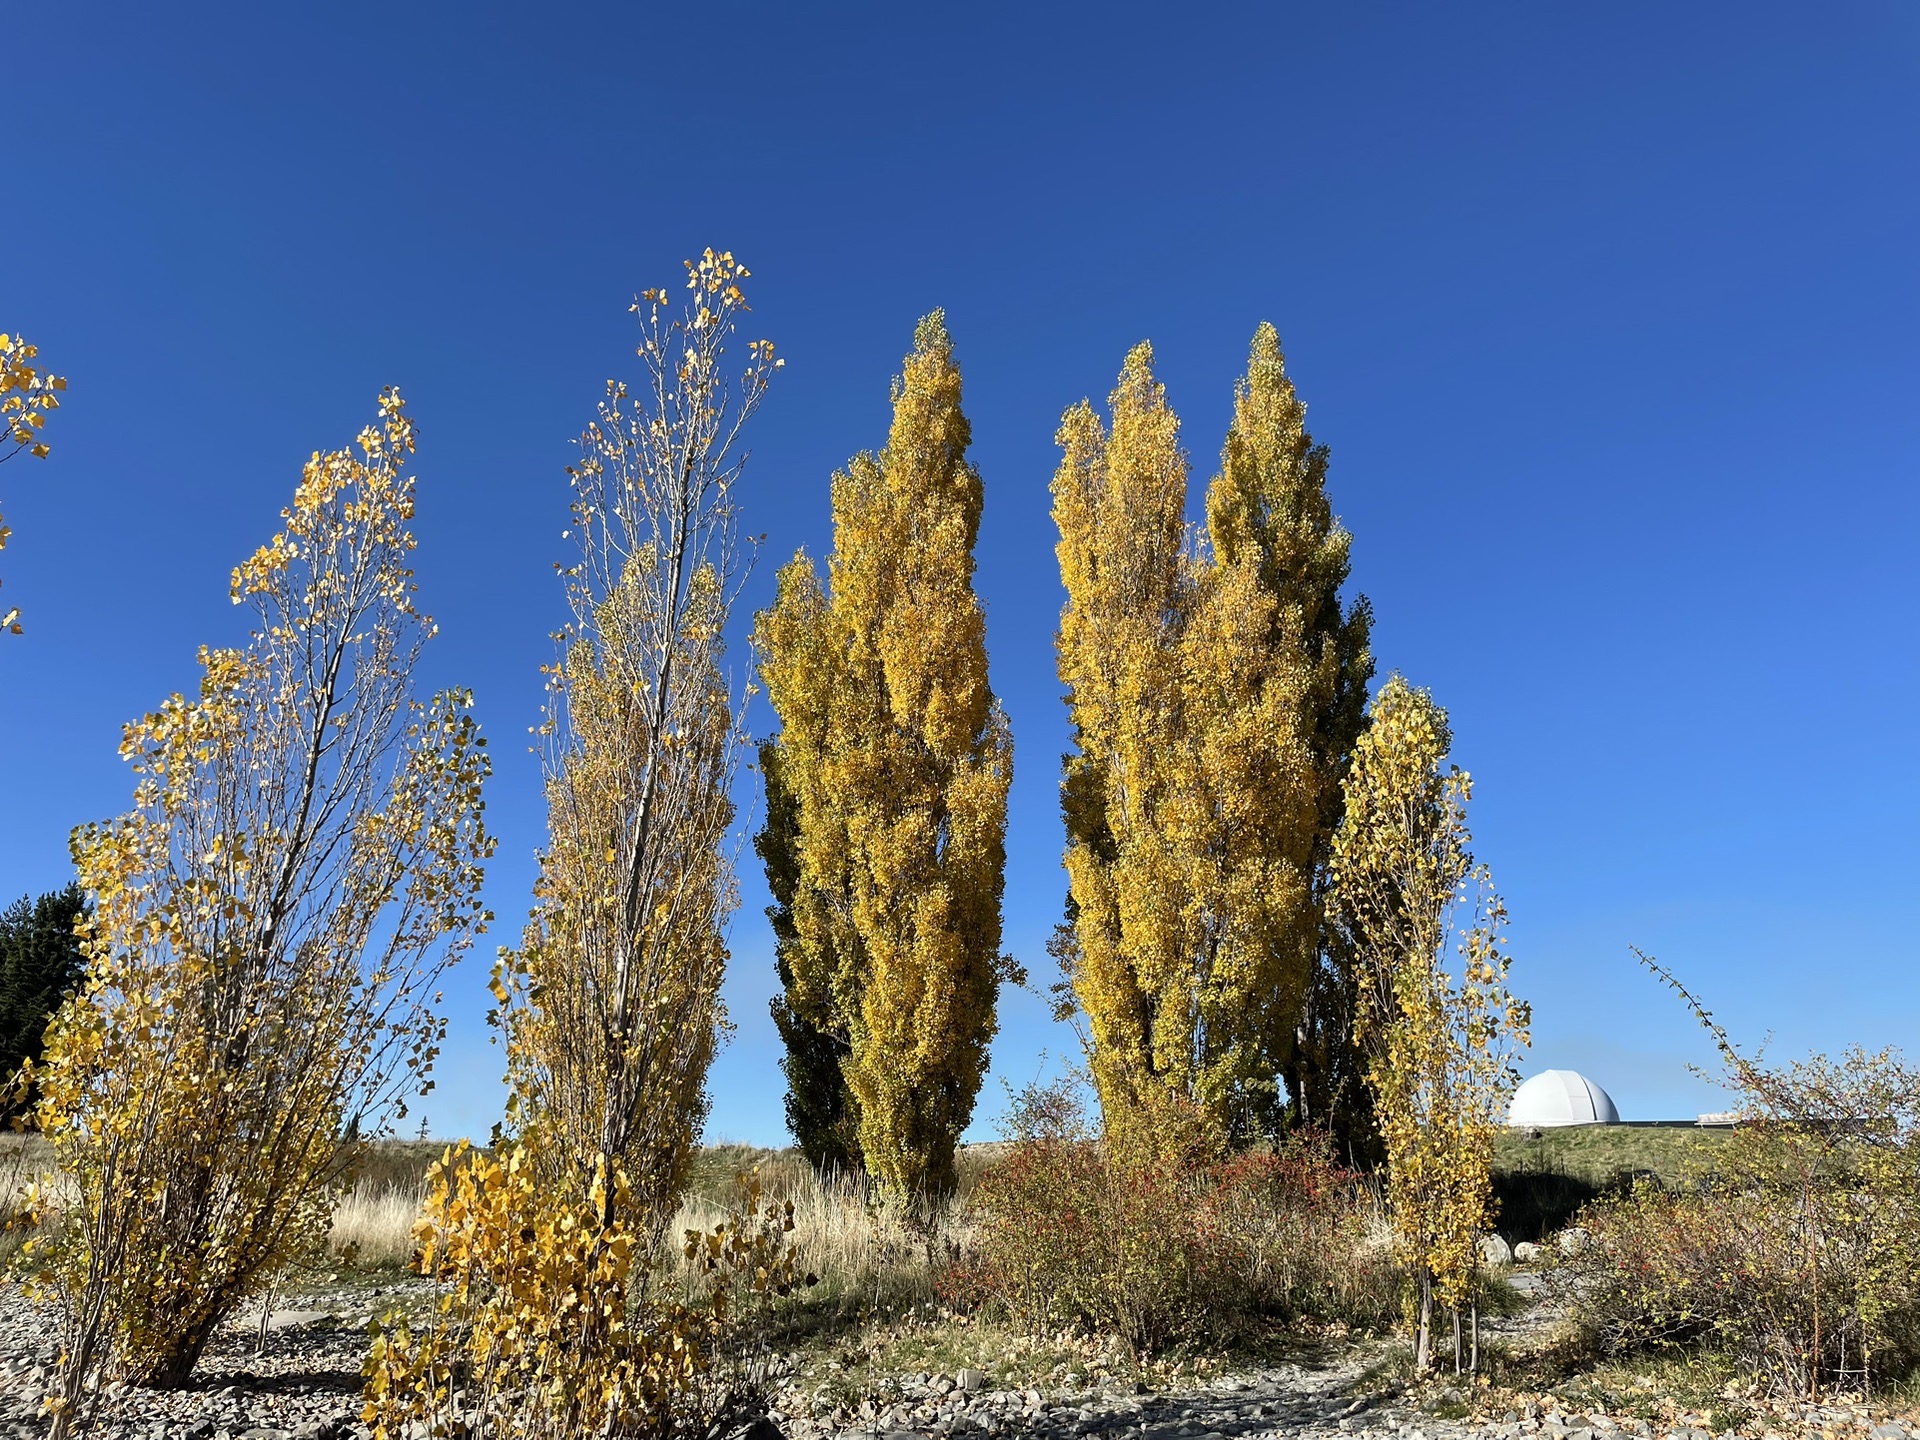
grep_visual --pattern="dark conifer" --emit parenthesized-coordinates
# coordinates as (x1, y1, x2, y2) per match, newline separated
(0, 882, 88, 1120)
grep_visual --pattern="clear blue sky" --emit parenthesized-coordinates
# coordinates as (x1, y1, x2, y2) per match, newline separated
(5, 4, 1916, 1143)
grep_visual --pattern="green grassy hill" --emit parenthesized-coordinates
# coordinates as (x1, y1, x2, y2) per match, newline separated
(1491, 1124, 1733, 1243)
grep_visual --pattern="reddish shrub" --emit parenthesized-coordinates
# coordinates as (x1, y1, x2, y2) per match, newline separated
(945, 1094, 1394, 1354)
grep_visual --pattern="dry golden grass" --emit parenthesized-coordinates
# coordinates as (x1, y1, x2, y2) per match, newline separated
(12, 1131, 940, 1290)
(328, 1179, 427, 1267)
(324, 1146, 967, 1311)
(665, 1162, 968, 1307)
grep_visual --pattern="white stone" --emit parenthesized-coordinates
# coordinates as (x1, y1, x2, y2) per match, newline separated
(1508, 1070, 1621, 1127)
(1513, 1241, 1542, 1263)
(1479, 1233, 1513, 1266)
(1556, 1225, 1595, 1256)
(260, 1309, 333, 1333)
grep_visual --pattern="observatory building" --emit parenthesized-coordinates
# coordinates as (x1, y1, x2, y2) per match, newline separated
(1508, 1069, 1621, 1127)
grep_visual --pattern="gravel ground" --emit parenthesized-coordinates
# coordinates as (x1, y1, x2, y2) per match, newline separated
(0, 1280, 394, 1440)
(3, 1280, 1917, 1440)
(773, 1359, 1920, 1440)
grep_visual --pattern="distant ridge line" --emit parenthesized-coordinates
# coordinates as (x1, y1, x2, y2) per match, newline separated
(1616, 1117, 1737, 1128)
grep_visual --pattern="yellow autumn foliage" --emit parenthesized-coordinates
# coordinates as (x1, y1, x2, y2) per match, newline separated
(366, 254, 784, 1435)
(756, 312, 1012, 1199)
(1327, 674, 1528, 1371)
(25, 391, 493, 1432)
(362, 1140, 806, 1440)
(499, 249, 777, 1219)
(1052, 330, 1370, 1150)
(0, 329, 68, 633)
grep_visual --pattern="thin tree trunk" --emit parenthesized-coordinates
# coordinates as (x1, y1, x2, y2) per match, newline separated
(1804, 1165, 1821, 1401)
(1415, 1268, 1432, 1372)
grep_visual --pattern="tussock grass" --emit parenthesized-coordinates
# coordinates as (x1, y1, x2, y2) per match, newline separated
(668, 1161, 966, 1315)
(329, 1179, 427, 1268)
(321, 1142, 968, 1324)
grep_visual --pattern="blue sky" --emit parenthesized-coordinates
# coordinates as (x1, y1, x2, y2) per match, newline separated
(5, 4, 1916, 1143)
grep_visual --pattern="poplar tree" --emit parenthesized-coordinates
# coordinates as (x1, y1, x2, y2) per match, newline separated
(756, 312, 1012, 1198)
(1052, 330, 1370, 1149)
(1328, 675, 1528, 1371)
(756, 740, 860, 1173)
(1053, 344, 1199, 1146)
(1208, 324, 1374, 1151)
(500, 251, 779, 1220)
(367, 254, 786, 1440)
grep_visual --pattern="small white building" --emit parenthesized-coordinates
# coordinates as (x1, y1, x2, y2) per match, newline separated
(1508, 1069, 1621, 1127)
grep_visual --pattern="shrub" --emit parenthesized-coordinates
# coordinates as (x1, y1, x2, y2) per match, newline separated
(1556, 1170, 1920, 1397)
(363, 1141, 811, 1440)
(24, 393, 491, 1436)
(1565, 955, 1920, 1399)
(946, 1091, 1394, 1355)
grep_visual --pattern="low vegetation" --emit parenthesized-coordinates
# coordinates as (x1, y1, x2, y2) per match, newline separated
(1543, 961, 1920, 1401)
(947, 1094, 1397, 1355)
(1491, 1124, 1734, 1243)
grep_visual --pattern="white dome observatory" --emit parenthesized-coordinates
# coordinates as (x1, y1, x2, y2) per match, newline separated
(1508, 1069, 1620, 1127)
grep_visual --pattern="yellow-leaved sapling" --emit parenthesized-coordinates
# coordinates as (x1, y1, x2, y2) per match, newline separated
(365, 252, 796, 1440)
(26, 391, 492, 1435)
(1328, 675, 1528, 1373)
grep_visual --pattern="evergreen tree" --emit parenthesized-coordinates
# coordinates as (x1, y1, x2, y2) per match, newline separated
(0, 882, 88, 1120)
(756, 312, 1013, 1198)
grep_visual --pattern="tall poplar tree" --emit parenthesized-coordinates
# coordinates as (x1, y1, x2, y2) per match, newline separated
(366, 254, 785, 1440)
(756, 740, 860, 1173)
(502, 251, 778, 1220)
(1207, 324, 1374, 1151)
(1052, 330, 1370, 1149)
(757, 312, 1013, 1198)
(1053, 344, 1197, 1146)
